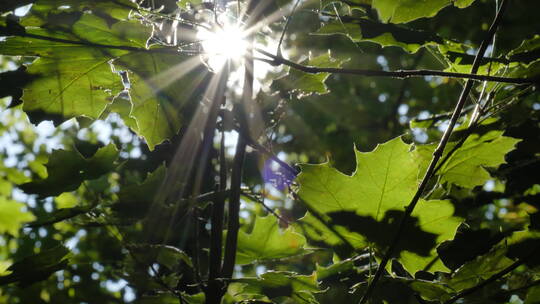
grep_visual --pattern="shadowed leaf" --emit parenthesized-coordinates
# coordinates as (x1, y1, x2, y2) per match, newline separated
(19, 144, 118, 197)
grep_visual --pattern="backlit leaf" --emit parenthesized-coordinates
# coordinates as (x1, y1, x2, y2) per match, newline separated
(413, 131, 521, 189)
(0, 197, 35, 236)
(113, 52, 206, 149)
(232, 271, 320, 303)
(316, 17, 443, 53)
(372, 0, 477, 24)
(236, 215, 308, 265)
(271, 52, 346, 97)
(297, 137, 462, 273)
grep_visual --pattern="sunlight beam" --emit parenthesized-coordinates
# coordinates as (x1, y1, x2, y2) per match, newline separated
(197, 23, 248, 70)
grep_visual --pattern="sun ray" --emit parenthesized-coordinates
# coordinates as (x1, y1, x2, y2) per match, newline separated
(139, 0, 297, 245)
(144, 68, 228, 245)
(146, 55, 203, 91)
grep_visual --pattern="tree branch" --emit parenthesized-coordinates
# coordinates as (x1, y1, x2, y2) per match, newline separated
(221, 21, 255, 283)
(241, 191, 291, 225)
(255, 48, 534, 85)
(0, 26, 200, 55)
(358, 1, 510, 303)
(206, 107, 229, 304)
(239, 130, 299, 177)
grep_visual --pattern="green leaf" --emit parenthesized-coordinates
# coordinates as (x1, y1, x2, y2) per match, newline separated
(21, 53, 122, 121)
(508, 35, 540, 64)
(177, 0, 203, 9)
(445, 246, 513, 292)
(437, 225, 504, 270)
(113, 52, 206, 149)
(0, 179, 12, 196)
(139, 292, 204, 304)
(19, 144, 118, 197)
(352, 276, 421, 304)
(316, 18, 443, 53)
(316, 258, 356, 282)
(408, 279, 452, 302)
(236, 215, 308, 265)
(112, 165, 166, 218)
(128, 243, 193, 270)
(27, 205, 93, 227)
(271, 52, 346, 97)
(297, 137, 462, 273)
(321, 0, 370, 10)
(0, 13, 152, 124)
(505, 230, 540, 267)
(157, 245, 193, 270)
(232, 271, 320, 303)
(0, 197, 35, 236)
(182, 292, 205, 304)
(439, 49, 512, 75)
(525, 285, 540, 304)
(0, 245, 70, 287)
(413, 131, 521, 189)
(372, 0, 477, 24)
(21, 0, 138, 26)
(55, 192, 78, 209)
(138, 294, 181, 304)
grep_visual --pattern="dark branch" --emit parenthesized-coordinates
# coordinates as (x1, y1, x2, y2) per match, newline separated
(206, 108, 229, 304)
(255, 48, 534, 85)
(240, 131, 299, 177)
(221, 32, 255, 282)
(241, 191, 291, 225)
(0, 26, 200, 55)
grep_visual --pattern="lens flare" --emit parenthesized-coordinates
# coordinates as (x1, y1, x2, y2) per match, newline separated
(198, 23, 248, 70)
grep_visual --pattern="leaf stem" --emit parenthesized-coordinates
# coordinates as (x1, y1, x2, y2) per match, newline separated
(358, 1, 509, 303)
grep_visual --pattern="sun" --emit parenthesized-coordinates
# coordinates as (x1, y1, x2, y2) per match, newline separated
(197, 22, 248, 70)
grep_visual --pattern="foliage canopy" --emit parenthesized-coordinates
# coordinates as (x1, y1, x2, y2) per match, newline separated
(0, 0, 539, 303)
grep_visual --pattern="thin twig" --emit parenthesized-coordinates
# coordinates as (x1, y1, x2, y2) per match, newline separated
(359, 1, 509, 303)
(387, 49, 425, 132)
(276, 0, 302, 56)
(254, 48, 534, 85)
(241, 191, 291, 225)
(239, 130, 299, 177)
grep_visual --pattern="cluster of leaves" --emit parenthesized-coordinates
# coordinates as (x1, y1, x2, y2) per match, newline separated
(0, 0, 539, 303)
